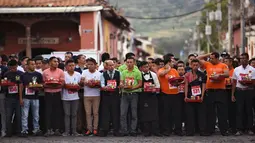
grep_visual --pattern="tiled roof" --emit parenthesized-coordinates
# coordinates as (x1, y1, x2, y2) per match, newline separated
(0, 0, 102, 7)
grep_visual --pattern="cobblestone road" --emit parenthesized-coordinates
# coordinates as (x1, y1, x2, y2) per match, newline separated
(1, 135, 255, 143)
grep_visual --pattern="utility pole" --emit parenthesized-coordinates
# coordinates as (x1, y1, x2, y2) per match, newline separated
(228, 0, 233, 55)
(240, 0, 246, 53)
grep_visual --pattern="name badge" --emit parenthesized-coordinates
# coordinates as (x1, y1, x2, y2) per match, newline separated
(191, 86, 201, 96)
(8, 86, 18, 94)
(107, 80, 117, 88)
(67, 90, 76, 94)
(178, 84, 185, 93)
(25, 88, 35, 95)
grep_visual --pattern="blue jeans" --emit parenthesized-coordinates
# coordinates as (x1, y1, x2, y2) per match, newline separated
(120, 93, 138, 134)
(21, 99, 40, 133)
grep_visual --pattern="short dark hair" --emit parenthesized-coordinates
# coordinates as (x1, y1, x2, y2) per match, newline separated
(163, 53, 174, 61)
(77, 54, 85, 60)
(240, 53, 249, 59)
(154, 58, 163, 65)
(27, 59, 35, 65)
(140, 61, 148, 67)
(126, 56, 135, 61)
(211, 52, 220, 59)
(8, 59, 18, 66)
(1, 54, 8, 62)
(125, 52, 135, 59)
(188, 54, 195, 59)
(86, 57, 97, 64)
(42, 59, 49, 64)
(65, 59, 75, 65)
(101, 52, 110, 62)
(177, 61, 185, 65)
(148, 58, 154, 61)
(34, 55, 43, 62)
(20, 56, 29, 62)
(110, 57, 118, 63)
(191, 59, 200, 64)
(65, 51, 73, 57)
(249, 58, 255, 64)
(49, 56, 57, 62)
(225, 57, 233, 62)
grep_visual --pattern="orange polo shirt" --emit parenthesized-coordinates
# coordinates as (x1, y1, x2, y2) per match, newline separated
(204, 61, 229, 89)
(157, 67, 179, 95)
(225, 68, 234, 86)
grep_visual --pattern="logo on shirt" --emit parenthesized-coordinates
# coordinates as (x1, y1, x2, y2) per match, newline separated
(32, 76, 37, 84)
(15, 75, 20, 81)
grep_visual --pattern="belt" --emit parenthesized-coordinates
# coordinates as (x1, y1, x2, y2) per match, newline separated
(236, 87, 254, 91)
(123, 92, 139, 95)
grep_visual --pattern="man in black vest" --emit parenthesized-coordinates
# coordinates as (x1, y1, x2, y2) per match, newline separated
(139, 61, 162, 137)
(99, 60, 121, 137)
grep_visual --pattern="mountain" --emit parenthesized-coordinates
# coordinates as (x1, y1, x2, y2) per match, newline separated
(108, 0, 205, 55)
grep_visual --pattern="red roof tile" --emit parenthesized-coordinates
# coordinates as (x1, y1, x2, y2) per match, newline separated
(0, 0, 101, 7)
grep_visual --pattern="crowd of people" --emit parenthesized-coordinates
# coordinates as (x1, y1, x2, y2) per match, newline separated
(0, 51, 254, 138)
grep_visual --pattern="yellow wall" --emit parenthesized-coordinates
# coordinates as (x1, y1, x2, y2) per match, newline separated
(103, 19, 110, 53)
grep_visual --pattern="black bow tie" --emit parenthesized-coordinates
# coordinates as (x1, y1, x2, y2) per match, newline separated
(143, 72, 150, 75)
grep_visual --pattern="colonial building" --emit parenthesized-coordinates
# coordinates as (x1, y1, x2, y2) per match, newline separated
(0, 0, 130, 58)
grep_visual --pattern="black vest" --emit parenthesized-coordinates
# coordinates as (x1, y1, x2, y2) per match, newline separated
(142, 72, 155, 92)
(102, 70, 120, 94)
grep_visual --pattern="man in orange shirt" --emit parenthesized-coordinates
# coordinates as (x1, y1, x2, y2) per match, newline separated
(224, 57, 236, 134)
(157, 54, 183, 136)
(198, 52, 229, 136)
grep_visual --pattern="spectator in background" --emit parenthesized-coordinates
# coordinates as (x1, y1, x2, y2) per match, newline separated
(177, 61, 185, 68)
(1, 54, 8, 67)
(110, 57, 119, 69)
(147, 58, 154, 69)
(17, 56, 28, 72)
(249, 58, 255, 68)
(98, 53, 110, 71)
(75, 54, 87, 74)
(154, 58, 164, 70)
(34, 56, 44, 74)
(57, 57, 65, 71)
(42, 59, 49, 71)
(64, 52, 73, 62)
(9, 54, 18, 62)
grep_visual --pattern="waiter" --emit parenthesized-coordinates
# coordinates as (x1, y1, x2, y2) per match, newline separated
(184, 59, 208, 136)
(198, 52, 229, 136)
(223, 57, 236, 134)
(99, 60, 121, 137)
(139, 61, 162, 137)
(232, 53, 255, 136)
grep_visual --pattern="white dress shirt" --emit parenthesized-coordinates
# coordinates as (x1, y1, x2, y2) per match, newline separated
(232, 65, 255, 88)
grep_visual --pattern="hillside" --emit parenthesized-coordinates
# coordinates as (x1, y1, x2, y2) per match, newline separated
(108, 0, 205, 55)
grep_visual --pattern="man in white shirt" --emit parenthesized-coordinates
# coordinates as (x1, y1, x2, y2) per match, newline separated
(81, 58, 101, 136)
(62, 59, 81, 136)
(232, 53, 255, 136)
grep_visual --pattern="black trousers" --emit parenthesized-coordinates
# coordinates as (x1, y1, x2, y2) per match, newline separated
(226, 89, 236, 131)
(44, 92, 62, 131)
(5, 98, 21, 135)
(185, 102, 206, 134)
(143, 121, 160, 134)
(77, 91, 86, 133)
(235, 89, 254, 130)
(160, 93, 182, 133)
(100, 93, 120, 132)
(206, 89, 228, 134)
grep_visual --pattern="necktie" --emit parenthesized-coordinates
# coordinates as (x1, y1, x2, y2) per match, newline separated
(109, 71, 113, 79)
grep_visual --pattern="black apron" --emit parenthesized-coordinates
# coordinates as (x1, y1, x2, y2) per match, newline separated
(139, 72, 158, 122)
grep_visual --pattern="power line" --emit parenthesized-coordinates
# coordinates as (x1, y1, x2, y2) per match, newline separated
(123, 0, 224, 20)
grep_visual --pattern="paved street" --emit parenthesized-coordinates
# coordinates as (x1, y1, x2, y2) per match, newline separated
(1, 135, 254, 143)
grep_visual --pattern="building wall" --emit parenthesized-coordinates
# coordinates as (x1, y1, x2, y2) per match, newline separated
(102, 18, 118, 57)
(0, 20, 80, 56)
(247, 36, 255, 58)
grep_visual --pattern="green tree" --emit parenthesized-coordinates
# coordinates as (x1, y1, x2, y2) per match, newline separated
(199, 0, 228, 52)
